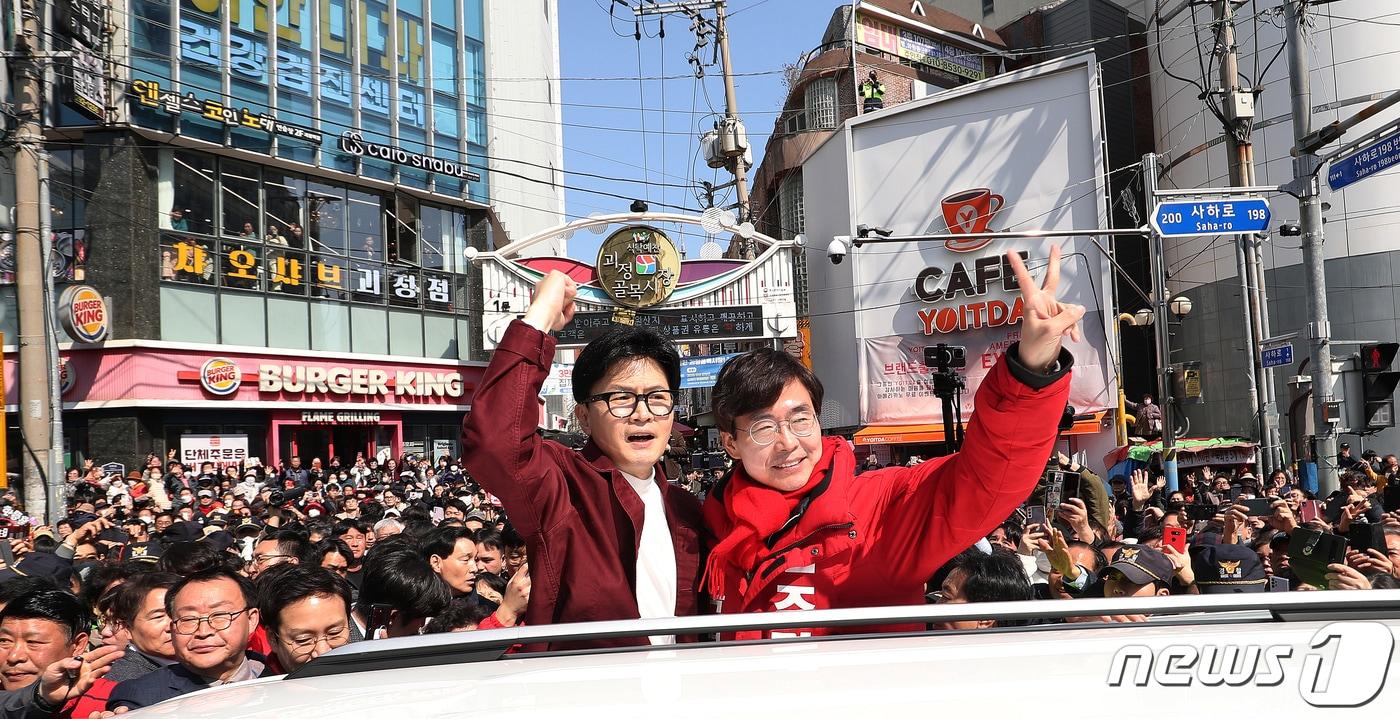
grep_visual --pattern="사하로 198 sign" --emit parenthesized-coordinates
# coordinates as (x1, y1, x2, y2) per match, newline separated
(595, 226, 681, 309)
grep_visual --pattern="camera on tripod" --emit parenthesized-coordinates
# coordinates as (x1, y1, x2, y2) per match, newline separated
(923, 344, 967, 372)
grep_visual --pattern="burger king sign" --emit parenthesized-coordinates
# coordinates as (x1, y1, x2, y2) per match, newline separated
(200, 358, 242, 396)
(58, 285, 109, 343)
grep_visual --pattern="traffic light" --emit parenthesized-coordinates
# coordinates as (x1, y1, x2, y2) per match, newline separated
(1360, 343, 1400, 429)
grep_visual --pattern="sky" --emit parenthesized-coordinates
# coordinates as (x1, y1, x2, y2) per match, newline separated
(554, 0, 850, 261)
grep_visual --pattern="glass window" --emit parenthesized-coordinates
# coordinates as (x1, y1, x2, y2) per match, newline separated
(321, 0, 353, 62)
(161, 233, 216, 285)
(311, 302, 351, 352)
(420, 207, 446, 271)
(307, 181, 348, 255)
(310, 254, 350, 300)
(348, 190, 384, 262)
(177, 1, 228, 143)
(220, 293, 266, 346)
(266, 247, 308, 296)
(266, 296, 311, 349)
(319, 62, 358, 174)
(264, 173, 306, 248)
(388, 307, 424, 355)
(160, 285, 218, 343)
(779, 170, 805, 242)
(466, 106, 486, 146)
(431, 30, 458, 96)
(350, 262, 387, 304)
(463, 0, 483, 40)
(390, 195, 420, 265)
(388, 268, 422, 308)
(424, 313, 456, 358)
(463, 40, 484, 106)
(431, 0, 456, 28)
(805, 78, 837, 130)
(221, 160, 262, 238)
(168, 152, 216, 235)
(220, 239, 263, 291)
(351, 306, 389, 354)
(434, 102, 460, 140)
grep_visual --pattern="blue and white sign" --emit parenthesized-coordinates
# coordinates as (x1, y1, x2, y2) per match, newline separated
(1262, 343, 1294, 369)
(1328, 128, 1400, 191)
(680, 353, 741, 390)
(1151, 198, 1271, 238)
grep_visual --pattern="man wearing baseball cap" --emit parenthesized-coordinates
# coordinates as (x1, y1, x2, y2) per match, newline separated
(1191, 544, 1268, 593)
(1101, 545, 1176, 598)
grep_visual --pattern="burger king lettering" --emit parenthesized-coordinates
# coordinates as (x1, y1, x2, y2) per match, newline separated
(258, 364, 465, 398)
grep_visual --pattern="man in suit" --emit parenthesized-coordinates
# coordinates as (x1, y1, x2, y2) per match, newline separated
(108, 568, 263, 711)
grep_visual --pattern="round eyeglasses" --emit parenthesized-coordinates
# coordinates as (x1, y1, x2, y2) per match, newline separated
(585, 390, 675, 419)
(737, 415, 817, 446)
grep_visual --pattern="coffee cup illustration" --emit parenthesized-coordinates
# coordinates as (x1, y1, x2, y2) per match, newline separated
(940, 188, 1003, 252)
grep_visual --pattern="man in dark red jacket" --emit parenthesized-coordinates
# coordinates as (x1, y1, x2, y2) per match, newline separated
(703, 247, 1085, 637)
(461, 271, 703, 648)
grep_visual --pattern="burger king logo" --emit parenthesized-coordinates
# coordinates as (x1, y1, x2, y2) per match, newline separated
(200, 358, 242, 396)
(59, 285, 108, 343)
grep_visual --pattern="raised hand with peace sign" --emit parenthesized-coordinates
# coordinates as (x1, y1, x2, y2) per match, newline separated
(1007, 245, 1086, 372)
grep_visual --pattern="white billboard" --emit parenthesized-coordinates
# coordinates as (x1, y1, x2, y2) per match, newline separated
(808, 54, 1117, 426)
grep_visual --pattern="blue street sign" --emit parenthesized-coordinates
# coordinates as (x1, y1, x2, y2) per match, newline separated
(1262, 343, 1294, 369)
(679, 353, 741, 389)
(1151, 197, 1272, 238)
(1328, 128, 1400, 191)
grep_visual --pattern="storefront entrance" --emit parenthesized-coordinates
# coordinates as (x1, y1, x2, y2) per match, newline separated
(270, 410, 401, 467)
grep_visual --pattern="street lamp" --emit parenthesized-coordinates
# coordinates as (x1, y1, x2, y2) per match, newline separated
(1169, 295, 1194, 319)
(1134, 308, 1155, 326)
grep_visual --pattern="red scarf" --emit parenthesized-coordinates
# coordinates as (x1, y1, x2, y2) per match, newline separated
(702, 437, 850, 598)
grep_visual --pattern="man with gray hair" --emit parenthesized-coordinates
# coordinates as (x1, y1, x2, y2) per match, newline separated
(373, 518, 404, 542)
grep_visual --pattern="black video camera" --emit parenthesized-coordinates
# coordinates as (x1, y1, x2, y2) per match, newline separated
(924, 344, 967, 371)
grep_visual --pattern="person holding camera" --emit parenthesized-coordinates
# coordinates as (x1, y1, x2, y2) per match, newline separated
(700, 248, 1082, 636)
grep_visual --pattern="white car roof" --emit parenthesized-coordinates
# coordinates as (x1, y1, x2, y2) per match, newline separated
(132, 591, 1400, 718)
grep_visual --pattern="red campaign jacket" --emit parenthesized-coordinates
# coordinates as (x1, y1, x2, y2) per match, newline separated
(461, 320, 705, 649)
(704, 346, 1071, 638)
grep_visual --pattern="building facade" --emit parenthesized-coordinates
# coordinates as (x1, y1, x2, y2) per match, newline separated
(750, 0, 1010, 255)
(1137, 0, 1400, 457)
(0, 0, 560, 474)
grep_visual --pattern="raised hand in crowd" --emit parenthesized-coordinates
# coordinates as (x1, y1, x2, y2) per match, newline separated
(1129, 469, 1154, 510)
(1007, 245, 1085, 371)
(40, 644, 124, 710)
(1055, 498, 1094, 543)
(1326, 562, 1371, 591)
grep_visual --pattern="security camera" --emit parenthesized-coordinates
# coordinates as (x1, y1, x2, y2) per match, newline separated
(828, 236, 851, 265)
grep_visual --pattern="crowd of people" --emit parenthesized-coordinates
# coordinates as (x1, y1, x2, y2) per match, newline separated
(0, 449, 529, 717)
(0, 255, 1393, 714)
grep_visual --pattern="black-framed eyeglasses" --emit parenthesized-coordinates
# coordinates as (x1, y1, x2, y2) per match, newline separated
(281, 625, 348, 652)
(585, 390, 675, 418)
(173, 607, 251, 635)
(736, 415, 817, 446)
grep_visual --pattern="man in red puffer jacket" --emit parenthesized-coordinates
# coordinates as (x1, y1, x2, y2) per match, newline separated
(703, 248, 1083, 638)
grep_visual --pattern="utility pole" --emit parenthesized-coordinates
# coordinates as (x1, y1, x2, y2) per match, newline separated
(12, 0, 56, 519)
(1283, 0, 1339, 496)
(634, 1, 751, 252)
(1142, 153, 1180, 492)
(1215, 0, 1279, 474)
(713, 2, 750, 224)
